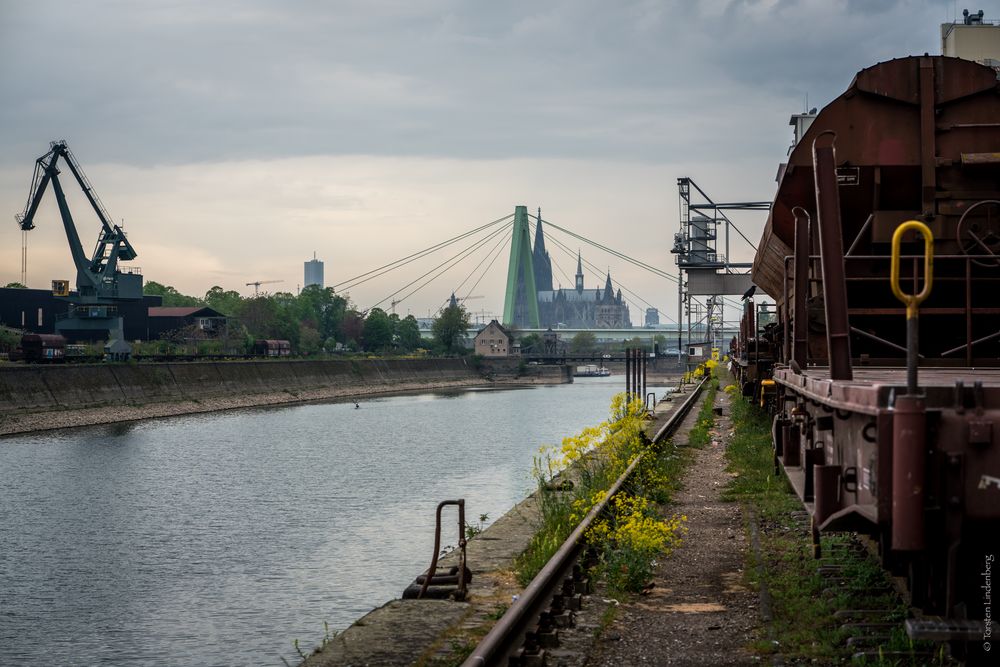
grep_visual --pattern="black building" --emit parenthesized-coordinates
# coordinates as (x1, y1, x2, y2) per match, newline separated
(0, 288, 162, 342)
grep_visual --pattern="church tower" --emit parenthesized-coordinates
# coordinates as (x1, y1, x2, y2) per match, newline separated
(532, 207, 554, 292)
(575, 251, 585, 291)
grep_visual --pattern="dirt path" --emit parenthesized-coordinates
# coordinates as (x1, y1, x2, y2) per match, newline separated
(586, 387, 759, 666)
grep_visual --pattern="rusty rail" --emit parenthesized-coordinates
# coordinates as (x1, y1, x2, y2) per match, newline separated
(462, 377, 709, 667)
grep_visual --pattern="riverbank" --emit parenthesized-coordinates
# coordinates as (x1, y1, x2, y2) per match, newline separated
(0, 358, 571, 436)
(300, 381, 697, 667)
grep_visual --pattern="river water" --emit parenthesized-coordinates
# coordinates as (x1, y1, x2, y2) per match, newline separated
(0, 375, 671, 666)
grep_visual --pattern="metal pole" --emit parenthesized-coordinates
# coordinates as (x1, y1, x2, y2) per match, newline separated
(792, 208, 810, 367)
(677, 271, 683, 367)
(725, 215, 730, 271)
(642, 351, 647, 400)
(782, 256, 791, 363)
(625, 347, 631, 397)
(686, 299, 692, 378)
(632, 349, 638, 401)
(907, 316, 919, 395)
(812, 133, 853, 381)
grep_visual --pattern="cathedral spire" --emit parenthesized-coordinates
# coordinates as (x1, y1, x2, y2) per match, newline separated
(575, 251, 584, 291)
(603, 271, 615, 300)
(531, 206, 553, 291)
(533, 207, 547, 255)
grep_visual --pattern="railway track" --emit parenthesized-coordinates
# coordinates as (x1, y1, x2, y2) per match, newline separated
(461, 377, 709, 667)
(781, 511, 961, 664)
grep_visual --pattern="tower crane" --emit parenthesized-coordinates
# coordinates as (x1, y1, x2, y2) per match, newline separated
(15, 140, 143, 359)
(443, 293, 484, 311)
(246, 279, 284, 296)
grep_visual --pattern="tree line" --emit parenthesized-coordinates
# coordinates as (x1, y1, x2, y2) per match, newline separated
(144, 281, 470, 355)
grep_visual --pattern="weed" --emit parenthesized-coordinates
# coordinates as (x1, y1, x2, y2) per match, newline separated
(724, 388, 943, 663)
(514, 384, 711, 594)
(464, 513, 489, 540)
(486, 602, 508, 620)
(447, 637, 476, 661)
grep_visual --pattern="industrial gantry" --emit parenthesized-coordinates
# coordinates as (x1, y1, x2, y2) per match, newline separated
(16, 140, 143, 359)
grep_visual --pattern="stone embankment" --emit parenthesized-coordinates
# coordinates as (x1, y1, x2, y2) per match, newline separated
(300, 382, 694, 667)
(0, 358, 570, 435)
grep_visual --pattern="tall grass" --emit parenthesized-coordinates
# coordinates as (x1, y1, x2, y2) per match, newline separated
(514, 376, 715, 594)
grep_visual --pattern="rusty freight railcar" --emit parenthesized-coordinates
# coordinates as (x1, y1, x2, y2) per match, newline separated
(749, 56, 1000, 657)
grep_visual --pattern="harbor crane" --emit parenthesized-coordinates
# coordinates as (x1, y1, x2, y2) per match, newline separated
(246, 279, 284, 296)
(15, 140, 143, 359)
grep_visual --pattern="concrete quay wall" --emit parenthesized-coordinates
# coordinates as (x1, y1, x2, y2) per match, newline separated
(0, 358, 478, 415)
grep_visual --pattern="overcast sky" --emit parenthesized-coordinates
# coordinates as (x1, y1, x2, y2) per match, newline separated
(0, 0, 962, 324)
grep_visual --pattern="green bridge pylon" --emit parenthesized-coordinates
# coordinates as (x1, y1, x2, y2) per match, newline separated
(502, 205, 541, 328)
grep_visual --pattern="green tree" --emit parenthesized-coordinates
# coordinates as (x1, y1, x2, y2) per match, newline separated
(298, 324, 323, 355)
(3, 282, 26, 289)
(0, 326, 20, 352)
(432, 304, 471, 354)
(362, 308, 394, 352)
(204, 286, 243, 315)
(396, 315, 422, 352)
(322, 295, 349, 342)
(340, 310, 365, 349)
(519, 332, 542, 353)
(296, 285, 349, 342)
(570, 331, 597, 353)
(144, 281, 203, 307)
(235, 296, 280, 339)
(653, 334, 667, 354)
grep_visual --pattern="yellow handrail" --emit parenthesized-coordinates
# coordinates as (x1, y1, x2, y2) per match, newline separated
(890, 220, 934, 319)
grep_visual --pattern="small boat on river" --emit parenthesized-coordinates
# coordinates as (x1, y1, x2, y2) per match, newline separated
(573, 364, 610, 377)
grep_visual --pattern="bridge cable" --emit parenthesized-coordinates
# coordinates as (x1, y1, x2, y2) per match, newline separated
(538, 222, 676, 325)
(334, 213, 513, 292)
(538, 214, 753, 323)
(533, 215, 679, 284)
(369, 220, 513, 313)
(396, 221, 514, 314)
(454, 227, 514, 310)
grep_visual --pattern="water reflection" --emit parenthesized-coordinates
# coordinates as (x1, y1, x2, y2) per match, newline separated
(0, 377, 671, 666)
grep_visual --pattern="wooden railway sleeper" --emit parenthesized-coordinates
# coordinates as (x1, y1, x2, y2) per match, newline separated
(834, 609, 900, 621)
(845, 634, 894, 648)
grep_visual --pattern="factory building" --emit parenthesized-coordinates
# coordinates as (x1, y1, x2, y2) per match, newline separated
(942, 9, 1000, 68)
(0, 287, 162, 341)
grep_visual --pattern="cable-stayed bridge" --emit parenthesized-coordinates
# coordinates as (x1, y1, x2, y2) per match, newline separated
(331, 190, 767, 353)
(333, 205, 749, 331)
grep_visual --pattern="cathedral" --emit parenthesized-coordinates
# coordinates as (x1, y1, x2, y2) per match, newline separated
(518, 210, 631, 329)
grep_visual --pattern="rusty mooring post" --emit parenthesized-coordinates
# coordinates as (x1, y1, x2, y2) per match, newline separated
(625, 347, 631, 397)
(642, 351, 647, 403)
(417, 499, 467, 599)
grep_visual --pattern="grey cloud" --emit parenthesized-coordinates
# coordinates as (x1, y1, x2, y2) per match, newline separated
(0, 0, 950, 168)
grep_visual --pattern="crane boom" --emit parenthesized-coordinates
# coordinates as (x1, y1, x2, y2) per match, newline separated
(15, 140, 141, 303)
(14, 140, 143, 360)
